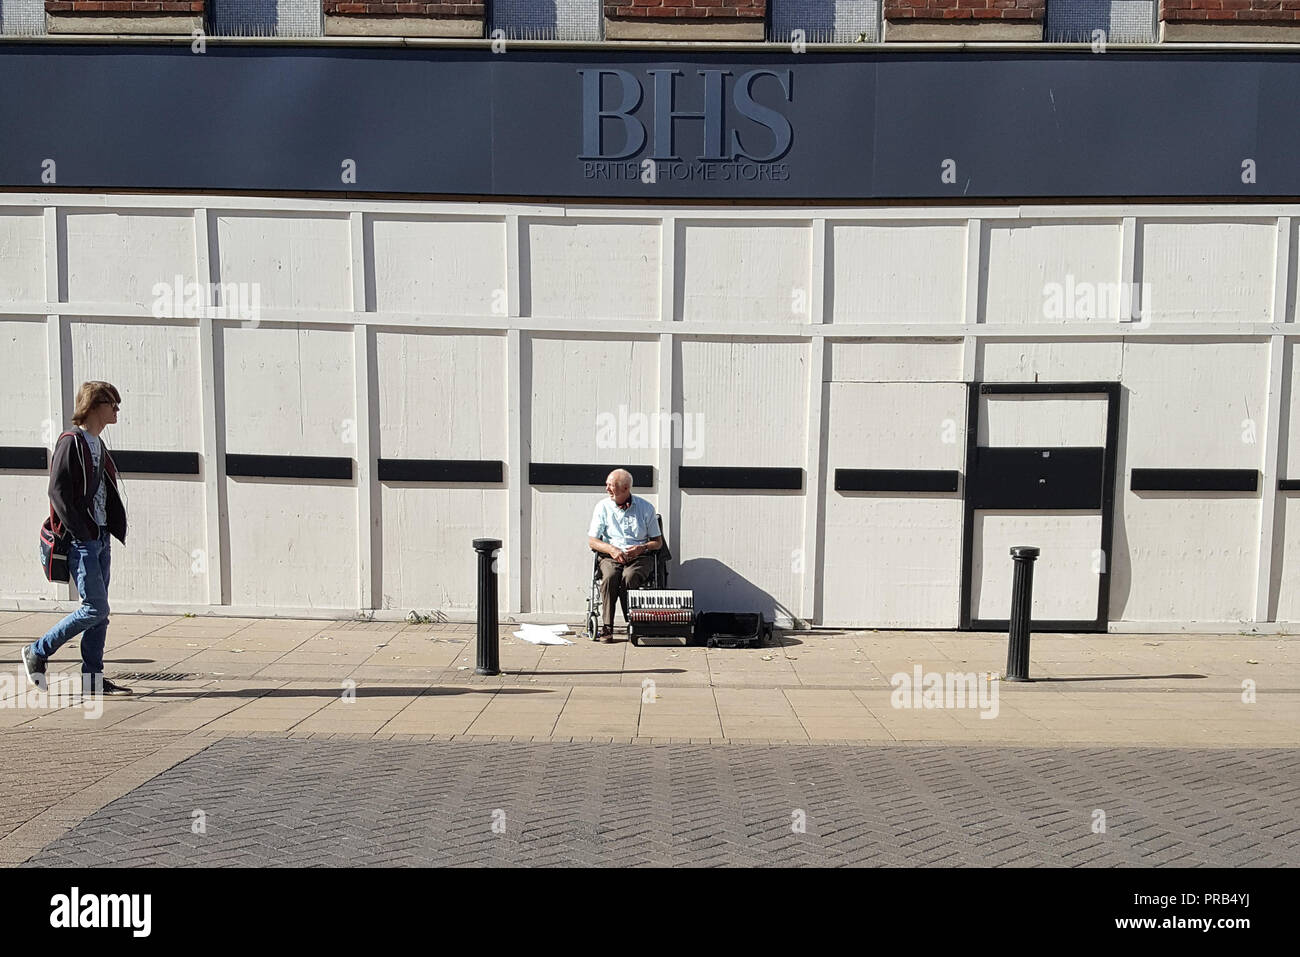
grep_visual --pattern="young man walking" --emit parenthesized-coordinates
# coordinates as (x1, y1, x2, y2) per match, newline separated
(22, 381, 133, 696)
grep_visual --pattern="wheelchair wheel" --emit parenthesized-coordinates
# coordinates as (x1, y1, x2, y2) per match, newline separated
(587, 611, 600, 641)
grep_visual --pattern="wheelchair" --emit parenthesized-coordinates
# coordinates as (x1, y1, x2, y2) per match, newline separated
(585, 513, 672, 641)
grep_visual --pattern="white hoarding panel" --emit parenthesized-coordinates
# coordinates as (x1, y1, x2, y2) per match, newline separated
(830, 222, 966, 324)
(677, 490, 802, 620)
(0, 209, 45, 302)
(828, 339, 963, 382)
(380, 486, 508, 613)
(678, 222, 810, 323)
(68, 321, 201, 452)
(979, 340, 1123, 383)
(226, 479, 358, 609)
(679, 339, 806, 464)
(530, 337, 660, 464)
(1138, 220, 1275, 323)
(980, 395, 1109, 447)
(223, 325, 355, 457)
(526, 219, 660, 319)
(822, 380, 966, 626)
(982, 220, 1122, 324)
(215, 213, 352, 311)
(61, 209, 197, 308)
(107, 478, 208, 605)
(376, 331, 507, 460)
(0, 319, 48, 444)
(0, 475, 54, 600)
(368, 216, 506, 316)
(973, 512, 1103, 621)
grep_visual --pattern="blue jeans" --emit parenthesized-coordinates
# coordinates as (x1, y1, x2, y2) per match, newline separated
(32, 526, 111, 674)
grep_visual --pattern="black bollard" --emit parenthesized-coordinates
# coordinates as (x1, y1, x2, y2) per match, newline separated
(473, 538, 502, 676)
(1005, 546, 1040, 682)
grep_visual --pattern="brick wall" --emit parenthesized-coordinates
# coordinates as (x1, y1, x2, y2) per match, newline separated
(44, 1, 203, 12)
(883, 0, 1046, 21)
(1162, 0, 1300, 23)
(324, 1, 484, 15)
(605, 0, 764, 19)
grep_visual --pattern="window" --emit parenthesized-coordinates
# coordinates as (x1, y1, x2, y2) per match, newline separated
(209, 0, 324, 37)
(1045, 0, 1157, 44)
(488, 0, 602, 41)
(0, 0, 45, 35)
(769, 0, 881, 44)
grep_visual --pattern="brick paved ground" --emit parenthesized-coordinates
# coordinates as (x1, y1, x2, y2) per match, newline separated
(0, 730, 185, 843)
(23, 738, 1300, 867)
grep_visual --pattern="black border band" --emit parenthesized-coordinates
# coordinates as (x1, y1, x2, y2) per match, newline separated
(1131, 468, 1258, 492)
(529, 463, 654, 488)
(378, 459, 504, 483)
(226, 454, 353, 481)
(979, 382, 1117, 396)
(0, 446, 48, 469)
(679, 467, 803, 491)
(111, 451, 201, 475)
(834, 469, 959, 493)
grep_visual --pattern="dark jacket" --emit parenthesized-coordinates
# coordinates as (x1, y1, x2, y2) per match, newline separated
(49, 429, 127, 545)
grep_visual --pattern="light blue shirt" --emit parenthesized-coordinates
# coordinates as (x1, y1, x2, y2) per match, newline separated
(588, 495, 661, 550)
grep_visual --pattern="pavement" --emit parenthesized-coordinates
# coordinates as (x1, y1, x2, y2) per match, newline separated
(1, 610, 1297, 866)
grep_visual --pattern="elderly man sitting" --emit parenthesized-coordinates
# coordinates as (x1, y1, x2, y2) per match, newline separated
(588, 469, 664, 643)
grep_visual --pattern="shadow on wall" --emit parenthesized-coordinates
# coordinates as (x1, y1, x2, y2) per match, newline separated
(674, 557, 796, 623)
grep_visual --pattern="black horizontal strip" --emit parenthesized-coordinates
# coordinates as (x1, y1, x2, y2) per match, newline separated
(530, 463, 654, 488)
(979, 382, 1118, 396)
(0, 446, 47, 469)
(111, 451, 200, 475)
(972, 447, 1104, 510)
(970, 618, 1104, 634)
(1131, 468, 1258, 492)
(1281, 479, 1300, 491)
(226, 454, 353, 481)
(835, 469, 959, 493)
(378, 459, 504, 483)
(679, 466, 803, 491)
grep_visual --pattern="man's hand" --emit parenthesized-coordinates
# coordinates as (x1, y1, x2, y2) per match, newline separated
(610, 547, 627, 564)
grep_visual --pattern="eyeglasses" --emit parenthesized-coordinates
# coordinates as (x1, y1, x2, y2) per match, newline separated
(97, 402, 120, 411)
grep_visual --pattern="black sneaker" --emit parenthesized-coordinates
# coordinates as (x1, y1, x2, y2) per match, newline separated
(81, 675, 134, 697)
(20, 645, 47, 691)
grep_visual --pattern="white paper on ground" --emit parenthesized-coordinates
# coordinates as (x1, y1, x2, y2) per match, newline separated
(513, 623, 574, 645)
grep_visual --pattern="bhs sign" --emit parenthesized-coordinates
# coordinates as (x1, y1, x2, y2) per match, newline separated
(579, 69, 793, 163)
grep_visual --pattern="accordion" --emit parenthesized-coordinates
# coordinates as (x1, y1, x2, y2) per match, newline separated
(628, 590, 695, 624)
(627, 590, 696, 646)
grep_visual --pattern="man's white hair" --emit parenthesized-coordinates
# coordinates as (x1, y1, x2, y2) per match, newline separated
(608, 468, 633, 491)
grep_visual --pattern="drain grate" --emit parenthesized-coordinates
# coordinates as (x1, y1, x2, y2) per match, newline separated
(112, 671, 200, 682)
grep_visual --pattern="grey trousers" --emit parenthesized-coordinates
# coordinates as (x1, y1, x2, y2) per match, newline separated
(598, 554, 655, 627)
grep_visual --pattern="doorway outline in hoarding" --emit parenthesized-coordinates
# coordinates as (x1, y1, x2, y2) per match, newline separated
(959, 382, 1121, 633)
